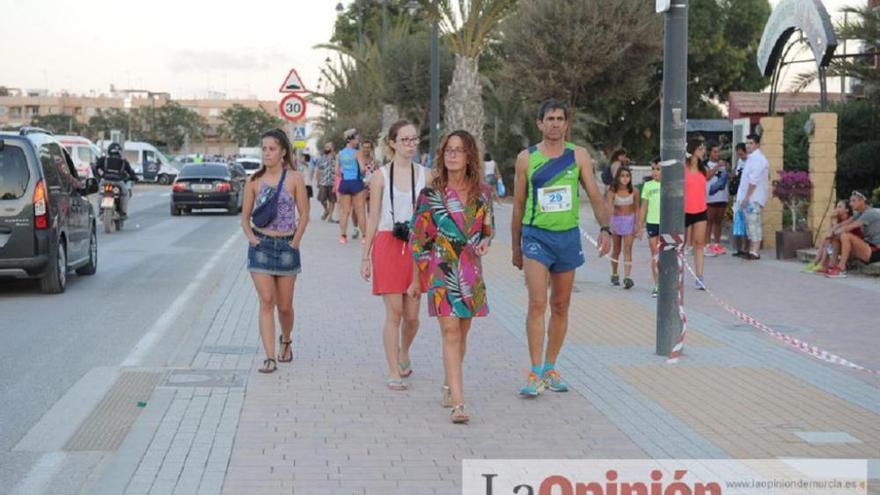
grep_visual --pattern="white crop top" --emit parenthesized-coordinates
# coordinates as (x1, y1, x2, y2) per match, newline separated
(378, 163, 427, 232)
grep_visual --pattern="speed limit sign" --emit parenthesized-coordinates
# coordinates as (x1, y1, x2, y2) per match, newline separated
(279, 93, 307, 122)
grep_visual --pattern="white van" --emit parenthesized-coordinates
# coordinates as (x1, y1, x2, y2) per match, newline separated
(97, 140, 179, 184)
(57, 135, 101, 179)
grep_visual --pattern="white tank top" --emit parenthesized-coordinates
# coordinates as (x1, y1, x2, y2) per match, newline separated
(379, 163, 427, 232)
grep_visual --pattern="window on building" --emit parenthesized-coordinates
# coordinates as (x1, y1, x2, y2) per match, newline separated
(10, 107, 22, 118)
(208, 108, 220, 117)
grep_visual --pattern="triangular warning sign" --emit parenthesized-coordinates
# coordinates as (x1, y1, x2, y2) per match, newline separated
(279, 68, 307, 93)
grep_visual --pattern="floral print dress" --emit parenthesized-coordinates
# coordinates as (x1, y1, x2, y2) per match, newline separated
(410, 185, 493, 318)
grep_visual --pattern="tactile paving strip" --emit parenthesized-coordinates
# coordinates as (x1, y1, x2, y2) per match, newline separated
(64, 371, 162, 451)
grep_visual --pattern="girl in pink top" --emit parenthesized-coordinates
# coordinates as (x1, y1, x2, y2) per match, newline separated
(684, 139, 708, 289)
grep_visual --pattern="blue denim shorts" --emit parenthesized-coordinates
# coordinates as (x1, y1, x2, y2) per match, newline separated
(521, 226, 585, 273)
(247, 233, 301, 276)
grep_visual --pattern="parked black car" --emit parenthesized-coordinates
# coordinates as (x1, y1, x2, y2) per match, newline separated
(0, 128, 100, 293)
(170, 163, 246, 215)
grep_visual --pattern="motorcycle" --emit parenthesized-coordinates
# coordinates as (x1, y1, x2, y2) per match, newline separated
(99, 180, 128, 233)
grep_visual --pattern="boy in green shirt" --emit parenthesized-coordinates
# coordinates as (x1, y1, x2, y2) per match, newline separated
(639, 158, 662, 297)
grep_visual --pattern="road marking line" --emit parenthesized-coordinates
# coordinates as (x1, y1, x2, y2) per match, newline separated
(10, 452, 66, 495)
(121, 232, 239, 367)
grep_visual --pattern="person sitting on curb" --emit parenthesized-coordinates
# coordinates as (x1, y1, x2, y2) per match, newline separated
(803, 199, 856, 274)
(825, 191, 880, 278)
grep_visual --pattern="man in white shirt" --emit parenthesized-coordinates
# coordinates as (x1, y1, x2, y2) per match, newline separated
(736, 133, 770, 260)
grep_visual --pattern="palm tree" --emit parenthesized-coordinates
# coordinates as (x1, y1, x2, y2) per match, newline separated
(790, 6, 880, 102)
(426, 0, 518, 144)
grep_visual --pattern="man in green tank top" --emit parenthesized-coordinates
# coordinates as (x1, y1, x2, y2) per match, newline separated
(511, 99, 611, 397)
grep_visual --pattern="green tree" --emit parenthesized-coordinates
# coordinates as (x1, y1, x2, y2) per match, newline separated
(792, 6, 880, 103)
(138, 102, 207, 150)
(687, 0, 771, 116)
(498, 0, 661, 153)
(331, 0, 427, 50)
(427, 0, 518, 144)
(315, 19, 453, 148)
(219, 104, 283, 147)
(30, 114, 85, 134)
(87, 108, 132, 141)
(0, 86, 10, 97)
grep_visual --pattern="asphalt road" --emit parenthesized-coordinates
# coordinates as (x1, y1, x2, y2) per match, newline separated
(0, 184, 243, 492)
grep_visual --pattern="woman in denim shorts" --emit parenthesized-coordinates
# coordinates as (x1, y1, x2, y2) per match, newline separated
(241, 129, 310, 374)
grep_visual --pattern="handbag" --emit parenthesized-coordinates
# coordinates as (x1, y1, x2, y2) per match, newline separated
(251, 169, 287, 228)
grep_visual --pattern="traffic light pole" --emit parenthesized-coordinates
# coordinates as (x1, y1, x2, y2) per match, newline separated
(656, 0, 688, 356)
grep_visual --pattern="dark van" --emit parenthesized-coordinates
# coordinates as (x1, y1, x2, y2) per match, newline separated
(0, 128, 100, 293)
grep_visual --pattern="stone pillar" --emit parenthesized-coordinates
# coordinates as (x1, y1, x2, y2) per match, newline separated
(759, 116, 784, 248)
(808, 113, 838, 241)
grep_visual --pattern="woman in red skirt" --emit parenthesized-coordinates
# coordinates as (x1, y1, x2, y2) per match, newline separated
(360, 119, 427, 390)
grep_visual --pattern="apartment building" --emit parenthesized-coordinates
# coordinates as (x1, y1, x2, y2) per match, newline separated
(0, 89, 280, 154)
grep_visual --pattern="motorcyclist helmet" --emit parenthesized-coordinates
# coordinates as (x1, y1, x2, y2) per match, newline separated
(107, 142, 122, 156)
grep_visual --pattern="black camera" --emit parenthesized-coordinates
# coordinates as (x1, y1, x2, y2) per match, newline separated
(392, 221, 411, 241)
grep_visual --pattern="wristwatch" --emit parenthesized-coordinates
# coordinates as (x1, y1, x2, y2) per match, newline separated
(600, 226, 612, 235)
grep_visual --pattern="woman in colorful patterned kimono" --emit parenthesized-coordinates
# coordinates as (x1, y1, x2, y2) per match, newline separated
(408, 130, 493, 424)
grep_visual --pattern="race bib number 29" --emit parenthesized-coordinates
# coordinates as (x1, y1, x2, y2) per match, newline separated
(537, 185, 572, 213)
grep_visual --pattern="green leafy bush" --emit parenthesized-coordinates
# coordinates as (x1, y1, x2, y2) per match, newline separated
(836, 141, 880, 199)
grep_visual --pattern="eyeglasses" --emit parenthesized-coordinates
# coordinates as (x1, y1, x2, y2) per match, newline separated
(324, 149, 332, 153)
(397, 137, 419, 145)
(444, 147, 465, 156)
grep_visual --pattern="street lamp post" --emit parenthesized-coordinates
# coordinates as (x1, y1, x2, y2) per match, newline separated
(429, 0, 439, 167)
(656, 0, 688, 356)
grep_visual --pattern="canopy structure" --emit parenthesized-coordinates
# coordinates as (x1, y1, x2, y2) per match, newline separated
(756, 0, 838, 114)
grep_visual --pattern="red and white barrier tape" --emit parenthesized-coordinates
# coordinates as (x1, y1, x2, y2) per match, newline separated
(677, 256, 880, 376)
(581, 229, 688, 364)
(581, 227, 880, 376)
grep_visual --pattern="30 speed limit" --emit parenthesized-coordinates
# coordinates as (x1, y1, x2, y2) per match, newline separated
(279, 93, 307, 122)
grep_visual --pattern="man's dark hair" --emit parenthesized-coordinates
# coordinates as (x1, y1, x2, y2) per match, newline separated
(707, 141, 720, 152)
(735, 143, 747, 153)
(537, 99, 570, 121)
(746, 133, 761, 144)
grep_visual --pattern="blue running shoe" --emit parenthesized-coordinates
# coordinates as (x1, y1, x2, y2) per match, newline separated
(543, 369, 569, 392)
(518, 372, 545, 397)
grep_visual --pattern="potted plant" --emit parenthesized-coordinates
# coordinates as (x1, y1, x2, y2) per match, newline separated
(773, 170, 813, 259)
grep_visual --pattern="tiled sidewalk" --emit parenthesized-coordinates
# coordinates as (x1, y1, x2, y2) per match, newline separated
(96, 204, 879, 495)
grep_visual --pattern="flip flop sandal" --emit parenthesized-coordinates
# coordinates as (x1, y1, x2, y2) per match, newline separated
(399, 361, 413, 378)
(278, 336, 293, 363)
(451, 404, 469, 424)
(258, 358, 277, 374)
(387, 379, 407, 391)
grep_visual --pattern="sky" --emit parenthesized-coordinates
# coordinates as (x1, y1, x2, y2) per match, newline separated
(0, 0, 868, 109)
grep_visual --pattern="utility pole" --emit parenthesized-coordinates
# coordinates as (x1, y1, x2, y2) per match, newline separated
(656, 0, 688, 356)
(429, 0, 440, 167)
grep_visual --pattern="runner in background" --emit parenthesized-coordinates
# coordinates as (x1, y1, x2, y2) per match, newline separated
(639, 158, 662, 297)
(606, 166, 640, 289)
